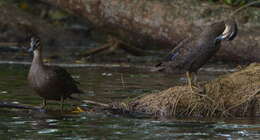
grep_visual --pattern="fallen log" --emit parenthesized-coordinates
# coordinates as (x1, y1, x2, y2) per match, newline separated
(79, 36, 155, 56)
(110, 63, 260, 118)
(41, 0, 260, 62)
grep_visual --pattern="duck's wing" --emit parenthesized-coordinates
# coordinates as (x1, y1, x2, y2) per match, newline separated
(152, 38, 196, 72)
(165, 38, 191, 61)
(54, 67, 79, 84)
(50, 66, 83, 93)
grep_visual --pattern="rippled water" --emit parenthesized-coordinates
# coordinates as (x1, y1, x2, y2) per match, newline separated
(0, 63, 259, 140)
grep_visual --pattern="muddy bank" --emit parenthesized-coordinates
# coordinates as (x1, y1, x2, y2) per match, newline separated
(41, 0, 260, 62)
(110, 63, 260, 118)
(0, 3, 90, 48)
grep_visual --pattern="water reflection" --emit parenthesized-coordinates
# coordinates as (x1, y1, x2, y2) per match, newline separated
(0, 64, 259, 140)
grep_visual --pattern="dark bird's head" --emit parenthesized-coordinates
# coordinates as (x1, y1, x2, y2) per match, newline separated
(215, 20, 238, 42)
(28, 36, 41, 53)
(201, 20, 238, 45)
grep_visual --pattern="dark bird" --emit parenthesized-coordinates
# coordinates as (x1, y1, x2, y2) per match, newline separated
(152, 20, 238, 91)
(27, 36, 83, 111)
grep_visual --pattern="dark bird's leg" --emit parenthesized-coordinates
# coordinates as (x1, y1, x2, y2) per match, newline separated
(186, 72, 193, 92)
(60, 96, 64, 112)
(41, 99, 46, 109)
(186, 72, 200, 92)
(192, 72, 198, 83)
(192, 73, 201, 91)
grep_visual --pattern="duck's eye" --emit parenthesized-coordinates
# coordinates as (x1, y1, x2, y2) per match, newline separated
(30, 37, 40, 49)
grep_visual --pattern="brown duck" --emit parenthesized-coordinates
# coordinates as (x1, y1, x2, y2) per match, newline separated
(152, 20, 238, 91)
(27, 36, 83, 111)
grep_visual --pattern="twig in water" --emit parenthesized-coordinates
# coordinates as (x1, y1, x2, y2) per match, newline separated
(69, 96, 109, 108)
(121, 73, 126, 88)
(82, 100, 110, 108)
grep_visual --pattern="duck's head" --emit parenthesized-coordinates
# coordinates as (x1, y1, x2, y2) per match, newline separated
(216, 19, 238, 41)
(28, 36, 41, 53)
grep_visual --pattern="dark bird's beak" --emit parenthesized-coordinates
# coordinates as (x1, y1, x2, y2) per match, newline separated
(28, 47, 33, 53)
(215, 20, 238, 42)
(223, 20, 238, 41)
(226, 22, 237, 41)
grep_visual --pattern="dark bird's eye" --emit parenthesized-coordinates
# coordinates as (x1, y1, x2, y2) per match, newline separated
(29, 36, 41, 52)
(35, 39, 40, 47)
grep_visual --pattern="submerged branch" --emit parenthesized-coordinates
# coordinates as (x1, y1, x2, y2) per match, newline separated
(0, 98, 110, 112)
(69, 96, 110, 108)
(0, 101, 42, 110)
(82, 100, 109, 108)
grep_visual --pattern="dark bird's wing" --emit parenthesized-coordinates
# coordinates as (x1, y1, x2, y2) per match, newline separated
(152, 20, 237, 73)
(165, 38, 190, 61)
(51, 66, 83, 94)
(152, 38, 196, 72)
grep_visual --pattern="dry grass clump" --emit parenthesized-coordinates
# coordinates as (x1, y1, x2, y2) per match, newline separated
(111, 63, 260, 118)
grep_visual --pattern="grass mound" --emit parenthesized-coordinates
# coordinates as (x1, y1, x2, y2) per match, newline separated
(111, 63, 260, 118)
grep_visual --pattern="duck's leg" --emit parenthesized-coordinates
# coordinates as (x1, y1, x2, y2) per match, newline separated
(192, 72, 198, 83)
(186, 72, 201, 92)
(186, 71, 193, 92)
(41, 99, 46, 109)
(60, 96, 64, 112)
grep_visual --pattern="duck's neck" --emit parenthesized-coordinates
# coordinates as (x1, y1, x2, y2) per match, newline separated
(32, 49, 44, 66)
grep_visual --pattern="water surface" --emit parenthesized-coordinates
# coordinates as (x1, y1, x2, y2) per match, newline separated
(0, 63, 259, 140)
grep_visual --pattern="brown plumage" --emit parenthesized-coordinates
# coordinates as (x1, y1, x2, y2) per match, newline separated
(27, 36, 83, 111)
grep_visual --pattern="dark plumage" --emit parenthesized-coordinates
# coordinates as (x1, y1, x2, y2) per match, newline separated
(27, 36, 83, 111)
(153, 20, 237, 73)
(152, 20, 237, 90)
